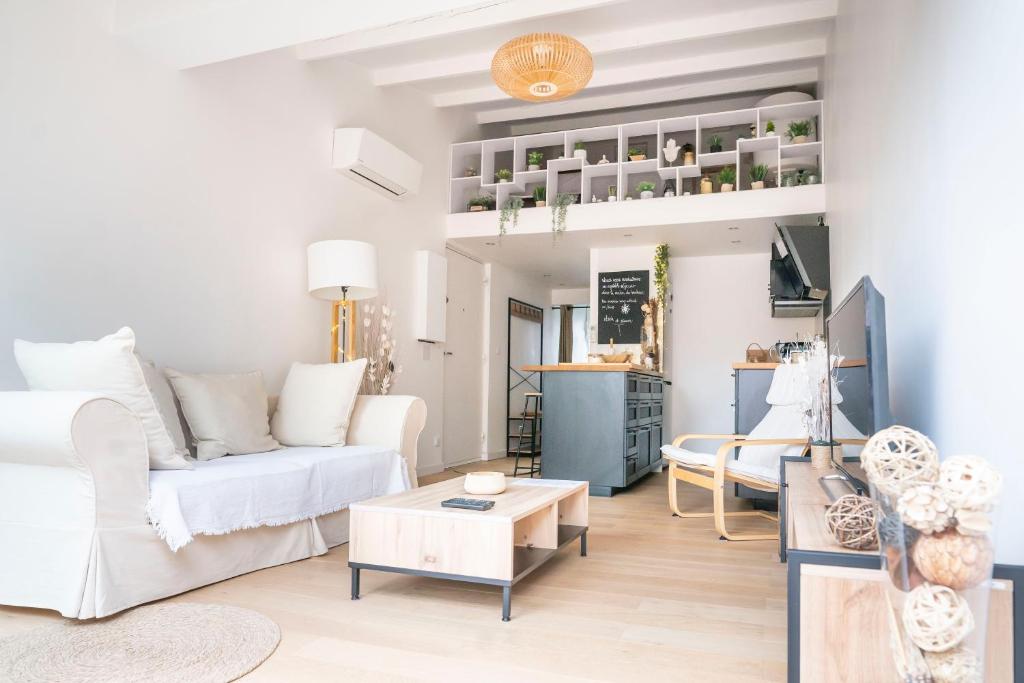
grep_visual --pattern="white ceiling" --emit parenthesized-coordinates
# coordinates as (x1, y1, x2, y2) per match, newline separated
(450, 215, 821, 288)
(296, 0, 837, 124)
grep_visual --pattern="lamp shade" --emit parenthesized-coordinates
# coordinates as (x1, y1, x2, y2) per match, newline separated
(307, 240, 379, 301)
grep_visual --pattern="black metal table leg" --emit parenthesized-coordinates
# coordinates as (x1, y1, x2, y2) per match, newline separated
(351, 566, 360, 600)
(581, 530, 587, 557)
(501, 585, 511, 622)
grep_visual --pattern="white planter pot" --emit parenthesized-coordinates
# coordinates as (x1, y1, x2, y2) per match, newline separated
(573, 149, 587, 162)
(535, 200, 546, 208)
(499, 178, 509, 183)
(766, 131, 777, 137)
(720, 183, 734, 193)
(751, 180, 765, 190)
(640, 190, 654, 200)
(790, 135, 807, 144)
(528, 164, 540, 171)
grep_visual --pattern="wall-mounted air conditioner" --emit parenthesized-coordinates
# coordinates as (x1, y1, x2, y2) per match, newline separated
(332, 128, 422, 199)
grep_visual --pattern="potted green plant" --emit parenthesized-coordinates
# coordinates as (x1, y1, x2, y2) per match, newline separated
(573, 141, 587, 162)
(464, 166, 477, 177)
(718, 166, 736, 192)
(708, 135, 723, 153)
(527, 150, 544, 172)
(608, 185, 618, 202)
(533, 186, 546, 208)
(682, 143, 695, 166)
(636, 181, 656, 200)
(467, 195, 495, 212)
(628, 146, 646, 162)
(786, 120, 812, 144)
(765, 120, 776, 137)
(495, 168, 512, 183)
(749, 163, 769, 189)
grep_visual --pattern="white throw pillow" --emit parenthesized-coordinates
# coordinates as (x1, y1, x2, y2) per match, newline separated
(165, 369, 280, 460)
(13, 327, 192, 470)
(271, 359, 367, 447)
(138, 356, 190, 460)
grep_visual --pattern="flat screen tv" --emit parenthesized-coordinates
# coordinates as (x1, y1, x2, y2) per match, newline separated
(825, 277, 890, 483)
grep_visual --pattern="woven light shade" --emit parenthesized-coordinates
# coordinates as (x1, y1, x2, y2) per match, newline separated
(491, 33, 593, 102)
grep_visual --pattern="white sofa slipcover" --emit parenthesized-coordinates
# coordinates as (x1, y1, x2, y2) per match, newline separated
(0, 391, 426, 619)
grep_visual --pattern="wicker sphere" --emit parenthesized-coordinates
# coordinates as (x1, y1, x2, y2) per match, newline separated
(924, 647, 982, 683)
(913, 529, 993, 590)
(824, 494, 879, 550)
(897, 484, 953, 534)
(902, 583, 974, 652)
(938, 455, 1002, 511)
(861, 426, 939, 498)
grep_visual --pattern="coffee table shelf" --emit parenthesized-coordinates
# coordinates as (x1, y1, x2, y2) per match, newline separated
(348, 478, 589, 621)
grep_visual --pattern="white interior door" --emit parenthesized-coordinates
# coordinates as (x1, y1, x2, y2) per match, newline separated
(442, 249, 485, 467)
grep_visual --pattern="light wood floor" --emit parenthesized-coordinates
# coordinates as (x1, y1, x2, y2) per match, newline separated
(0, 460, 787, 682)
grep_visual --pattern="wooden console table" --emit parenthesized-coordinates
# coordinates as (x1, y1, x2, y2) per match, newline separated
(781, 457, 1020, 682)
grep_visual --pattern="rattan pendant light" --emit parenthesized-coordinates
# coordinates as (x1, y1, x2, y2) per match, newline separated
(491, 33, 593, 102)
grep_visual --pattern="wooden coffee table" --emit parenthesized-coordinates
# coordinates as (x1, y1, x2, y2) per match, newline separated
(348, 477, 589, 621)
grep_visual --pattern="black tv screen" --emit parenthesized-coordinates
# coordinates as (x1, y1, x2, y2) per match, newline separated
(826, 276, 891, 440)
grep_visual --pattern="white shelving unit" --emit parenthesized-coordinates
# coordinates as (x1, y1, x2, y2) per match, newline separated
(447, 100, 824, 215)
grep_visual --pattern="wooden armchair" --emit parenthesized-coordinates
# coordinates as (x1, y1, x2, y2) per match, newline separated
(665, 434, 809, 542)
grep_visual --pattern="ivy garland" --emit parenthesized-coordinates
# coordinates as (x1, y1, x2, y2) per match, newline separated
(654, 243, 669, 306)
(551, 193, 576, 237)
(498, 196, 523, 236)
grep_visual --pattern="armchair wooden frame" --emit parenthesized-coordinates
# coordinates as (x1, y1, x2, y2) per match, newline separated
(667, 434, 808, 542)
(667, 435, 868, 542)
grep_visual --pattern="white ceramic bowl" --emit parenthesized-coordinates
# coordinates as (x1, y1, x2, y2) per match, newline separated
(464, 471, 507, 495)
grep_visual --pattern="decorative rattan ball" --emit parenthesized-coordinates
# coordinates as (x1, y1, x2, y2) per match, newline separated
(861, 426, 939, 498)
(954, 509, 992, 537)
(938, 455, 1002, 511)
(913, 529, 993, 590)
(878, 511, 921, 548)
(824, 494, 879, 550)
(897, 484, 953, 534)
(902, 583, 974, 653)
(924, 647, 982, 683)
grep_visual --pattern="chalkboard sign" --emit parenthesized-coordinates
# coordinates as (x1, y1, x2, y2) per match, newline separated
(597, 270, 649, 344)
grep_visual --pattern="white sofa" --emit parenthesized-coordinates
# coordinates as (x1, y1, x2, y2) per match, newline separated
(0, 390, 426, 619)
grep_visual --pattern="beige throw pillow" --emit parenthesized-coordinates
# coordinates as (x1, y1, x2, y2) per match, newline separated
(137, 357, 190, 460)
(13, 327, 192, 470)
(271, 359, 367, 447)
(164, 369, 280, 460)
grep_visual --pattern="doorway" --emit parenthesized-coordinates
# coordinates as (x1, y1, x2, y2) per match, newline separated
(506, 299, 543, 460)
(442, 249, 485, 467)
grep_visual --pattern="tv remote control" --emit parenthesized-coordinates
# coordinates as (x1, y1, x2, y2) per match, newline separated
(441, 497, 495, 511)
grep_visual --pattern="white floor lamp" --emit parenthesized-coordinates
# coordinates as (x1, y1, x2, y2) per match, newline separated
(307, 240, 379, 363)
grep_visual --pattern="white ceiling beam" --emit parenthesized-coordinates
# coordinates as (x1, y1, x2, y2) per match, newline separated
(371, 0, 837, 86)
(434, 39, 826, 107)
(472, 67, 820, 124)
(113, 0, 499, 70)
(295, 0, 625, 61)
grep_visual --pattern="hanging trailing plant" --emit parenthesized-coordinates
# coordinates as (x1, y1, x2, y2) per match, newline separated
(551, 193, 575, 236)
(498, 196, 523, 236)
(654, 243, 669, 306)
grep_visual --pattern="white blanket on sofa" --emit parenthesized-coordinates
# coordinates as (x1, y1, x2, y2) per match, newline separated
(148, 445, 409, 551)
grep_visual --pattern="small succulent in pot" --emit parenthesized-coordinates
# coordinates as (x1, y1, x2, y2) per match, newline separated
(533, 185, 547, 207)
(765, 120, 776, 136)
(495, 168, 513, 183)
(749, 163, 770, 189)
(786, 120, 812, 144)
(627, 146, 646, 161)
(464, 166, 478, 177)
(636, 181, 657, 199)
(527, 150, 544, 171)
(573, 140, 587, 162)
(467, 194, 495, 212)
(708, 135, 723, 153)
(718, 165, 736, 192)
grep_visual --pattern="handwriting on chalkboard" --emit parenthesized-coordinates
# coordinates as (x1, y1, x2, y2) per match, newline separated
(597, 270, 649, 344)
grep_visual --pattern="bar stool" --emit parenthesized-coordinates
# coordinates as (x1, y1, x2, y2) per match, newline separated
(512, 392, 542, 478)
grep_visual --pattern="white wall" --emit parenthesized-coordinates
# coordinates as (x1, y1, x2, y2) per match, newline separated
(481, 263, 550, 458)
(668, 253, 816, 452)
(824, 0, 1023, 561)
(0, 2, 476, 475)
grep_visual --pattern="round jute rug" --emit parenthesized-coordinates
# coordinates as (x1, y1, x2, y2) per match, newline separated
(0, 602, 280, 683)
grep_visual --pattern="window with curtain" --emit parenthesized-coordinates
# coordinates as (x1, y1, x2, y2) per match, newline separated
(552, 306, 589, 363)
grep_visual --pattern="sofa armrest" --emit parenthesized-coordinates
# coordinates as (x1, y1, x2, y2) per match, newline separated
(0, 392, 150, 528)
(347, 395, 427, 487)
